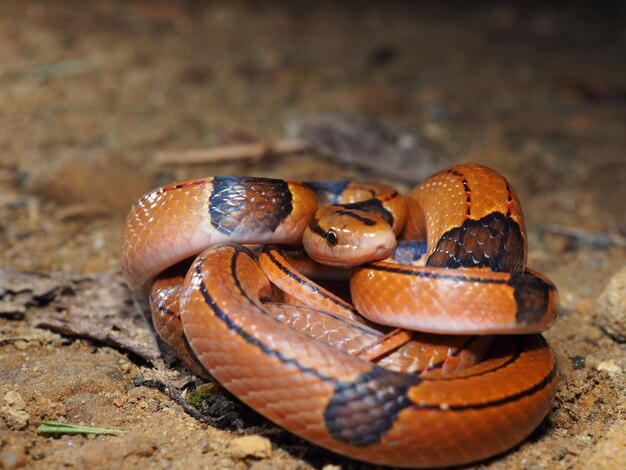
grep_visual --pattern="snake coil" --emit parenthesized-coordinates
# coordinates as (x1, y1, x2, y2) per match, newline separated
(122, 163, 558, 468)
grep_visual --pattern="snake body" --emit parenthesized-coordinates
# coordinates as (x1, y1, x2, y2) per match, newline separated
(122, 164, 559, 468)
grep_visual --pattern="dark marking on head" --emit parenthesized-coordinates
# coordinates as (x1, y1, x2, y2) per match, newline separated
(338, 199, 394, 226)
(309, 217, 339, 245)
(324, 368, 421, 446)
(507, 273, 552, 325)
(427, 211, 525, 273)
(335, 209, 377, 226)
(308, 217, 325, 236)
(209, 177, 292, 236)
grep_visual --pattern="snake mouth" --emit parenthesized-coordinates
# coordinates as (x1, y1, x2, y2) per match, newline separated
(315, 243, 395, 268)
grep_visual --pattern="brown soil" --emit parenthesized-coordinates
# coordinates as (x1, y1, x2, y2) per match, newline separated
(0, 1, 624, 469)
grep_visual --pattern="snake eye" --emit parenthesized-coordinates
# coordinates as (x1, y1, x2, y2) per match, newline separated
(326, 230, 338, 246)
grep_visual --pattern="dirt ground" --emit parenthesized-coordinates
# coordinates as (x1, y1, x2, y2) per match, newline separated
(0, 1, 624, 469)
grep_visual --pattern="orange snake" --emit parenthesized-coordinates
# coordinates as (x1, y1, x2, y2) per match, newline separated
(121, 163, 559, 468)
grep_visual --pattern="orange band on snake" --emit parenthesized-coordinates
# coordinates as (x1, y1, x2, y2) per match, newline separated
(121, 164, 559, 468)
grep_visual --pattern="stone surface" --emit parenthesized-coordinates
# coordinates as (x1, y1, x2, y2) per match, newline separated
(595, 267, 626, 342)
(229, 435, 273, 460)
(0, 391, 30, 430)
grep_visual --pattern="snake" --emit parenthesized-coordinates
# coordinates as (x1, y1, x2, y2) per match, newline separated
(121, 164, 559, 468)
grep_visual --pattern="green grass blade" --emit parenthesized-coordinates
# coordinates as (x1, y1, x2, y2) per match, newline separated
(38, 421, 123, 436)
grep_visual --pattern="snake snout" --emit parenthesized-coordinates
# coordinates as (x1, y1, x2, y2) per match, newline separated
(374, 242, 395, 260)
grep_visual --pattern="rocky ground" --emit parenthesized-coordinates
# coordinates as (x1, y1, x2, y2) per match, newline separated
(0, 1, 624, 469)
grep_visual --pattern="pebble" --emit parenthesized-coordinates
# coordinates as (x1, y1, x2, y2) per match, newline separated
(571, 355, 586, 370)
(4, 391, 26, 410)
(133, 375, 146, 386)
(228, 435, 272, 460)
(0, 391, 30, 430)
(595, 267, 626, 342)
(597, 360, 621, 374)
(13, 340, 29, 351)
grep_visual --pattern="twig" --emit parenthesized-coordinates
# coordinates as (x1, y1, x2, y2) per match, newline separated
(285, 114, 449, 183)
(55, 203, 111, 221)
(36, 317, 161, 365)
(155, 139, 311, 165)
(556, 395, 580, 420)
(137, 366, 213, 425)
(543, 224, 626, 249)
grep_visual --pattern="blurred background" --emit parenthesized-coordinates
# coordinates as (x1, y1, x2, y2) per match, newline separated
(0, 1, 626, 274)
(1, 1, 624, 273)
(0, 1, 624, 469)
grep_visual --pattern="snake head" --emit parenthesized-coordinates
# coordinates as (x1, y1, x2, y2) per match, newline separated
(303, 206, 396, 268)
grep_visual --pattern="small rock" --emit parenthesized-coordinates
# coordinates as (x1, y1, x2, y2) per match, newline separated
(13, 340, 29, 351)
(219, 458, 236, 468)
(595, 267, 626, 342)
(597, 360, 621, 374)
(132, 375, 146, 387)
(4, 391, 26, 410)
(0, 391, 30, 430)
(571, 355, 586, 370)
(229, 435, 272, 460)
